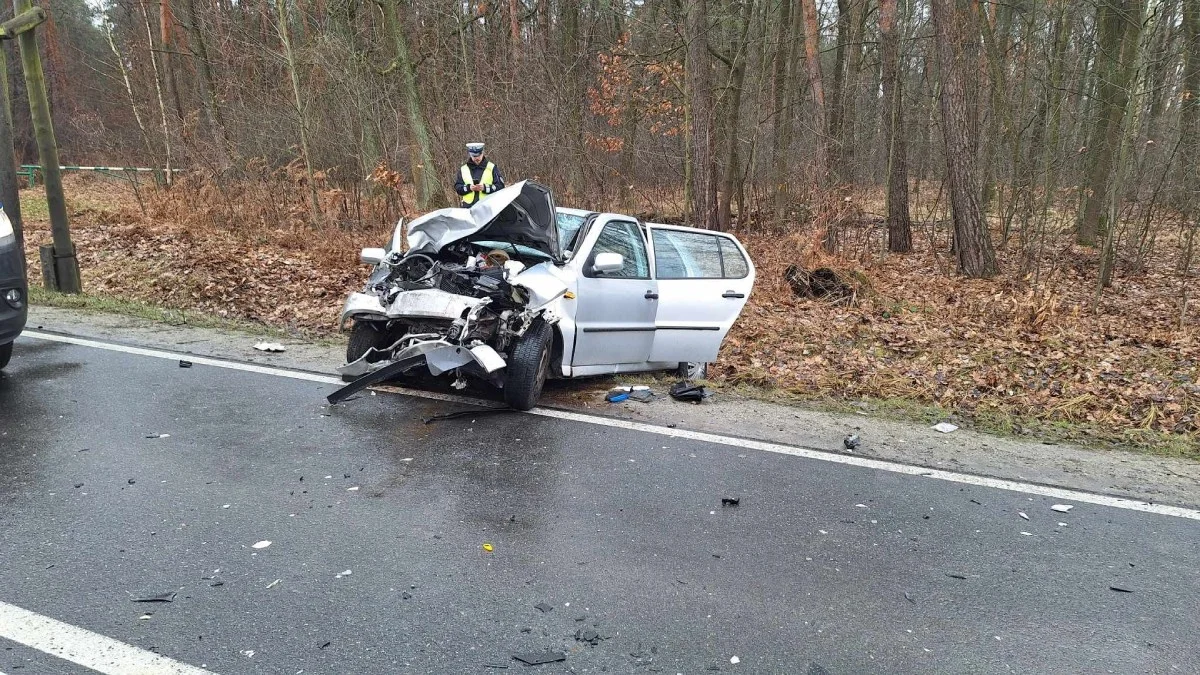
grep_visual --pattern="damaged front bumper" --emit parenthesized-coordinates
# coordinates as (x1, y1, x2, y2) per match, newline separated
(337, 338, 506, 379)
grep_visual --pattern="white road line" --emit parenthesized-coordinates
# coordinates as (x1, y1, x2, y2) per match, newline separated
(0, 600, 212, 674)
(23, 330, 1200, 521)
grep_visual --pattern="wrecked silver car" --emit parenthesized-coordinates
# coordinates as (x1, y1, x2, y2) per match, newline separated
(331, 181, 569, 409)
(330, 180, 757, 410)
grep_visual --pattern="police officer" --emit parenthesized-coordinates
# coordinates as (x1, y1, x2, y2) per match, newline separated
(454, 142, 505, 208)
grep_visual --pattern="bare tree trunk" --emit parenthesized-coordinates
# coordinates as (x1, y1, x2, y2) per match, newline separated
(687, 0, 718, 229)
(275, 0, 321, 225)
(140, 0, 173, 186)
(931, 0, 999, 277)
(770, 0, 793, 225)
(828, 0, 863, 183)
(718, 0, 753, 231)
(104, 18, 154, 167)
(561, 1, 585, 199)
(880, 0, 912, 252)
(1178, 0, 1199, 322)
(799, 0, 829, 184)
(1078, 0, 1145, 246)
(160, 0, 183, 122)
(378, 0, 449, 210)
(180, 0, 234, 168)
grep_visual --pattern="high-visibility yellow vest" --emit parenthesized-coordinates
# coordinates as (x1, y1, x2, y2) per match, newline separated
(460, 162, 496, 205)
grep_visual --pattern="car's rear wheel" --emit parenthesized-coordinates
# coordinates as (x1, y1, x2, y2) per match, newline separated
(0, 342, 12, 370)
(504, 320, 552, 411)
(676, 361, 708, 380)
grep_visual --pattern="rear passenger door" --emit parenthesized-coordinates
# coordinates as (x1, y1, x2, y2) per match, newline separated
(646, 226, 755, 363)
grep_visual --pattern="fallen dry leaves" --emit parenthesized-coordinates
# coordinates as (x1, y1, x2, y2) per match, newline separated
(18, 176, 1199, 449)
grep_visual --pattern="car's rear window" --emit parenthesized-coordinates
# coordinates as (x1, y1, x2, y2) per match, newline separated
(651, 230, 748, 279)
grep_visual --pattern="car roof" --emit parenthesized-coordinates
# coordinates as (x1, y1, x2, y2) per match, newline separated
(555, 207, 595, 217)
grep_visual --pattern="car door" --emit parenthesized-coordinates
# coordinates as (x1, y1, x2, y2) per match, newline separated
(571, 218, 658, 367)
(646, 226, 755, 363)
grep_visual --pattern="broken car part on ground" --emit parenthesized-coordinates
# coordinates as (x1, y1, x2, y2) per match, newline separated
(330, 181, 756, 410)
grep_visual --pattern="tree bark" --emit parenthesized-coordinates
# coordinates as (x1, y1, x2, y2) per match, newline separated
(799, 0, 829, 184)
(140, 0, 173, 185)
(180, 0, 234, 168)
(378, 0, 449, 210)
(560, 0, 585, 199)
(770, 0, 793, 225)
(718, 0, 753, 231)
(879, 0, 911, 252)
(687, 0, 718, 229)
(275, 0, 321, 225)
(1077, 0, 1145, 246)
(160, 0, 183, 122)
(931, 0, 999, 277)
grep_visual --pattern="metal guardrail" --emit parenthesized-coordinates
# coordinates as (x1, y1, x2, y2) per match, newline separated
(18, 165, 185, 187)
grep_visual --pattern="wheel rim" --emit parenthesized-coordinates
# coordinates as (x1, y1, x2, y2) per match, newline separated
(685, 362, 704, 378)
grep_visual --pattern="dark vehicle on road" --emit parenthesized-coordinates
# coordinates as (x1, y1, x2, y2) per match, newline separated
(0, 206, 26, 370)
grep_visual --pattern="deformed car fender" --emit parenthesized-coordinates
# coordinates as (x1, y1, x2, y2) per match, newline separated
(339, 292, 388, 330)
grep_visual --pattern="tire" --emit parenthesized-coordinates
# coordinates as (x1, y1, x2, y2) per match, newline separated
(676, 361, 708, 380)
(346, 322, 394, 364)
(0, 342, 11, 370)
(503, 320, 552, 411)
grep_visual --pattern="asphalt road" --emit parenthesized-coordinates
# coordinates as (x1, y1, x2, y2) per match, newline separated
(0, 335, 1197, 675)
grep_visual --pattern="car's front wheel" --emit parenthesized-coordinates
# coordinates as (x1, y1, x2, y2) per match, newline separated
(504, 320, 552, 411)
(346, 321, 393, 364)
(0, 342, 12, 370)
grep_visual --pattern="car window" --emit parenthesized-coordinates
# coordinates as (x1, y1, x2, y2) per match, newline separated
(587, 221, 650, 279)
(556, 213, 587, 251)
(651, 230, 723, 279)
(719, 237, 750, 278)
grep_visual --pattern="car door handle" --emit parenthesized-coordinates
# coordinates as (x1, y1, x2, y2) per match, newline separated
(722, 291, 745, 299)
(645, 291, 659, 300)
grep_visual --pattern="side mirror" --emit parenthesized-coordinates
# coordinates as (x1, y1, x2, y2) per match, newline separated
(360, 248, 386, 266)
(592, 252, 624, 275)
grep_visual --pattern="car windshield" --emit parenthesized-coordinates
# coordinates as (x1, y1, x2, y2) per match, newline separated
(471, 240, 552, 262)
(556, 212, 587, 251)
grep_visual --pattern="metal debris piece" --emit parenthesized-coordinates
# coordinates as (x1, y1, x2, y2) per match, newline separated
(534, 602, 554, 613)
(253, 342, 287, 352)
(932, 422, 958, 433)
(133, 592, 176, 603)
(1019, 512, 1029, 520)
(1051, 504, 1074, 513)
(1109, 586, 1134, 593)
(512, 652, 566, 666)
(721, 497, 740, 507)
(179, 360, 193, 368)
(210, 581, 224, 587)
(423, 408, 515, 425)
(843, 434, 860, 450)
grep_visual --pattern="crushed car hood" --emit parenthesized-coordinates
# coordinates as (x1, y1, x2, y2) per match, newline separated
(406, 180, 561, 261)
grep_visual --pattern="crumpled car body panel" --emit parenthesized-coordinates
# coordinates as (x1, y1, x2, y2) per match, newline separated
(406, 180, 561, 261)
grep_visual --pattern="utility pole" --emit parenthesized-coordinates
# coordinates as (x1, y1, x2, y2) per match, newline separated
(5, 0, 80, 292)
(0, 29, 22, 245)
